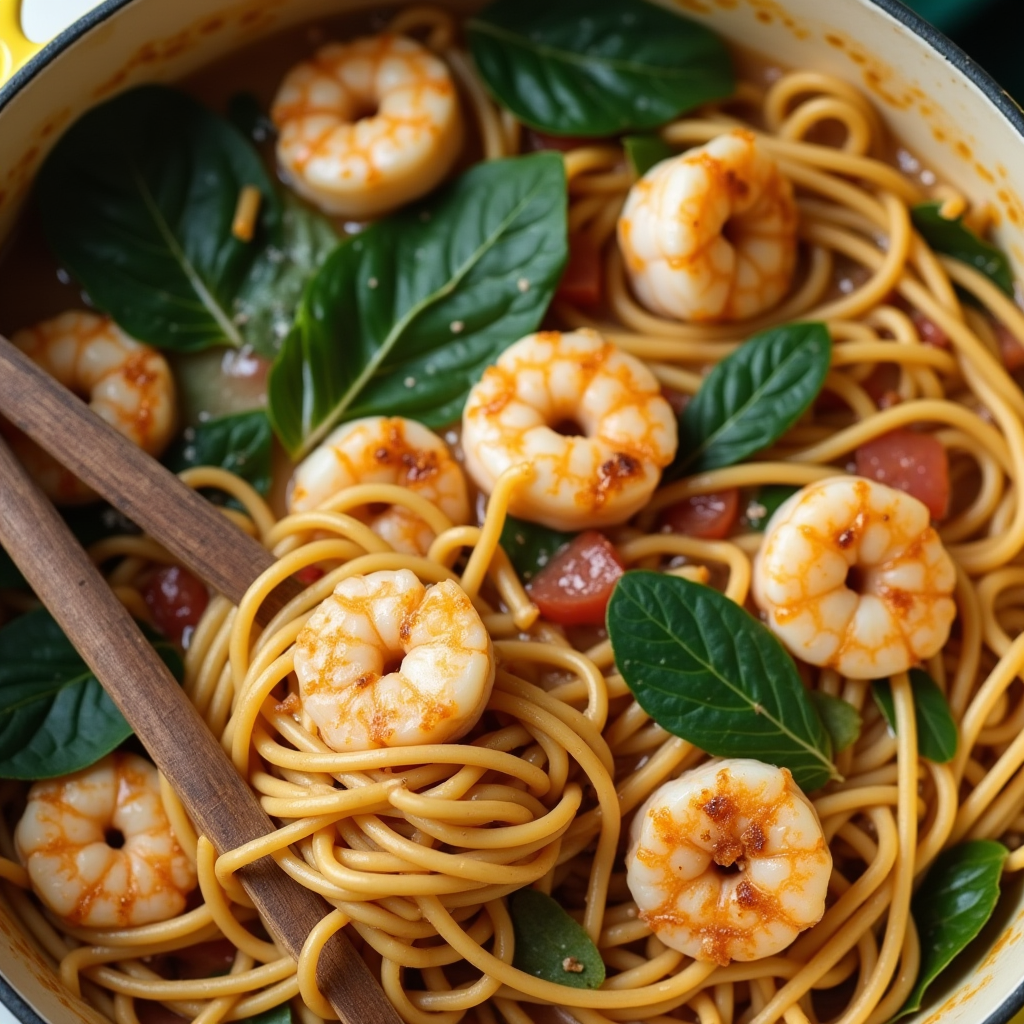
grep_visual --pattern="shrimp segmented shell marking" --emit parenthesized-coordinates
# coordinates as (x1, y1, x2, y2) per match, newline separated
(294, 569, 494, 751)
(752, 476, 957, 679)
(271, 34, 463, 218)
(461, 330, 678, 531)
(14, 754, 197, 928)
(288, 416, 470, 555)
(618, 130, 798, 323)
(8, 312, 176, 502)
(626, 759, 831, 965)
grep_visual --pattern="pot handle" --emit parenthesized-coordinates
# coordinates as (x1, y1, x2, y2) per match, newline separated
(0, 1, 45, 87)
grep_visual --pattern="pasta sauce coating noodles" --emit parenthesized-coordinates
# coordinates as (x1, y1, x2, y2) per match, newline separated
(3, 6, 1024, 1024)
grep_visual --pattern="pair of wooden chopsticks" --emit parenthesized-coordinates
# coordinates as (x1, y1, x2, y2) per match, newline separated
(0, 335, 402, 1024)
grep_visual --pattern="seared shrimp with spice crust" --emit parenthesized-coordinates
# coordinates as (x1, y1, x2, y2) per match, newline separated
(753, 476, 957, 679)
(627, 759, 831, 965)
(271, 34, 463, 218)
(294, 569, 493, 751)
(618, 130, 798, 322)
(288, 416, 470, 555)
(7, 312, 175, 502)
(461, 330, 678, 531)
(14, 754, 197, 928)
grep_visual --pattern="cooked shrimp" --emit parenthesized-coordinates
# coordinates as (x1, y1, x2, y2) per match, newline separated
(294, 569, 493, 751)
(8, 312, 176, 503)
(752, 476, 956, 679)
(626, 759, 831, 965)
(618, 130, 798, 322)
(271, 34, 463, 218)
(461, 330, 678, 531)
(14, 753, 197, 928)
(288, 416, 470, 555)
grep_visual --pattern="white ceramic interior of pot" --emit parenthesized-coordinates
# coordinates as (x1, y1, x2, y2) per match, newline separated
(1, 1, 1023, 1022)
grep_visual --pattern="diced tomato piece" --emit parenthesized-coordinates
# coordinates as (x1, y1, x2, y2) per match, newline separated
(994, 321, 1024, 372)
(295, 564, 326, 586)
(141, 565, 210, 646)
(911, 310, 950, 349)
(524, 129, 604, 153)
(661, 386, 689, 417)
(854, 428, 949, 520)
(556, 233, 603, 307)
(528, 531, 624, 626)
(660, 489, 740, 540)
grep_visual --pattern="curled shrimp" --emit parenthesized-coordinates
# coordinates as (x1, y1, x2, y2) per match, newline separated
(626, 759, 831, 965)
(14, 753, 197, 928)
(753, 476, 957, 679)
(288, 416, 470, 555)
(7, 312, 176, 502)
(461, 330, 678, 531)
(618, 130, 798, 322)
(294, 569, 494, 751)
(271, 34, 463, 218)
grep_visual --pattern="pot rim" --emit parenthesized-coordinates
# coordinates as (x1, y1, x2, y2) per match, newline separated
(0, 1, 1023, 1023)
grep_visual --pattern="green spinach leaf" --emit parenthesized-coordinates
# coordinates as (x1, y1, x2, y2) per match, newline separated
(500, 515, 575, 583)
(467, 0, 733, 137)
(891, 840, 1008, 1022)
(810, 692, 862, 753)
(227, 92, 276, 145)
(37, 85, 282, 352)
(0, 504, 139, 592)
(269, 153, 568, 459)
(236, 193, 339, 357)
(742, 485, 799, 532)
(912, 202, 1014, 297)
(872, 668, 958, 763)
(607, 571, 836, 791)
(623, 135, 675, 178)
(667, 322, 832, 481)
(242, 1007, 292, 1024)
(164, 410, 273, 497)
(0, 608, 183, 779)
(509, 888, 605, 989)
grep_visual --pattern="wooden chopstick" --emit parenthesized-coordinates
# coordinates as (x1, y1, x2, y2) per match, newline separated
(0, 381, 401, 1024)
(0, 335, 303, 625)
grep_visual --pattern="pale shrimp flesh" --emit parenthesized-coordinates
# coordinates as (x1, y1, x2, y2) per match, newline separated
(618, 130, 798, 322)
(8, 311, 176, 503)
(293, 569, 493, 751)
(626, 759, 831, 965)
(461, 330, 678, 531)
(14, 753, 197, 928)
(288, 416, 470, 556)
(752, 476, 956, 679)
(271, 34, 463, 219)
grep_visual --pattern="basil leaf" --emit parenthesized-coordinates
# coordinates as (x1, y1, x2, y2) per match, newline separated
(623, 135, 675, 178)
(667, 323, 832, 481)
(891, 840, 1008, 1022)
(742, 485, 799, 532)
(912, 202, 1014, 298)
(500, 515, 575, 583)
(164, 410, 273, 497)
(607, 571, 836, 791)
(509, 888, 605, 989)
(236, 193, 339, 357)
(467, 0, 733, 137)
(0, 504, 139, 592)
(241, 1007, 292, 1024)
(37, 85, 282, 352)
(227, 92, 276, 145)
(0, 608, 183, 779)
(810, 692, 862, 753)
(269, 153, 568, 458)
(872, 669, 958, 763)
